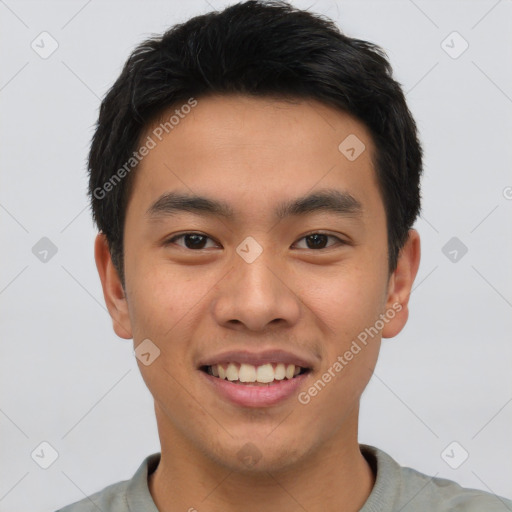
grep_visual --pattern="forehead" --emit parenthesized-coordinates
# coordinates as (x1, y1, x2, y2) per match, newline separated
(144, 94, 372, 153)
(129, 94, 382, 222)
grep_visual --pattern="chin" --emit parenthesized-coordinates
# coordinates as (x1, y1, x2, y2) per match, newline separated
(209, 435, 306, 474)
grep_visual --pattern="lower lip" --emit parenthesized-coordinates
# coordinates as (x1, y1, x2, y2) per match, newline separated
(200, 369, 311, 407)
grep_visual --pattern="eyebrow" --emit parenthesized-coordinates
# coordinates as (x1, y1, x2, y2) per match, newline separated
(146, 188, 363, 221)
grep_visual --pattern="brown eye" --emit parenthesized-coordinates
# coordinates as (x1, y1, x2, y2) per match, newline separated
(166, 233, 218, 250)
(294, 233, 344, 250)
(305, 234, 328, 249)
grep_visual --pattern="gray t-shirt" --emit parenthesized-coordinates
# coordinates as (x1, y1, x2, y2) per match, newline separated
(55, 444, 512, 511)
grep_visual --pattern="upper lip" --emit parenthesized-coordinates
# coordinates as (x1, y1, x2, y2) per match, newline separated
(197, 348, 317, 370)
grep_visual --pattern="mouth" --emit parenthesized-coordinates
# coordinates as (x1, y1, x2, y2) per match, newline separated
(200, 362, 312, 385)
(199, 363, 312, 407)
(197, 349, 316, 407)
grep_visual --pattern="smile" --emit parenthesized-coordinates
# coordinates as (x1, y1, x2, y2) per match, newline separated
(201, 362, 310, 384)
(200, 363, 312, 407)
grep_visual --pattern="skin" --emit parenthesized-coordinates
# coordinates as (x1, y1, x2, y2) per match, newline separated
(95, 94, 420, 512)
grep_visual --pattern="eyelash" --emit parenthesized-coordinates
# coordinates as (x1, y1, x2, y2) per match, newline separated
(164, 232, 346, 250)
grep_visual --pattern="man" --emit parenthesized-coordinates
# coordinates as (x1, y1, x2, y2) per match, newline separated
(57, 1, 512, 511)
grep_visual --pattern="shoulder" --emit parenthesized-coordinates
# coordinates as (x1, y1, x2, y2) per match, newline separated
(54, 452, 160, 512)
(360, 444, 512, 512)
(400, 464, 512, 511)
(55, 479, 130, 512)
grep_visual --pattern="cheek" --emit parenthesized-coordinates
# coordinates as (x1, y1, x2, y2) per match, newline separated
(125, 257, 181, 341)
(125, 258, 219, 350)
(301, 262, 387, 337)
(302, 262, 386, 399)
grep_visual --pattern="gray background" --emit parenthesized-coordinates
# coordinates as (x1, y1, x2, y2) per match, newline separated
(1, 0, 511, 511)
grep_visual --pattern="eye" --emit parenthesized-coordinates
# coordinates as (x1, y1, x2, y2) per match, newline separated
(164, 231, 346, 251)
(165, 232, 219, 250)
(293, 232, 345, 250)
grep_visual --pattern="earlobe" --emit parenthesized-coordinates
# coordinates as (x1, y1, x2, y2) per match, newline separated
(94, 233, 133, 339)
(381, 229, 421, 339)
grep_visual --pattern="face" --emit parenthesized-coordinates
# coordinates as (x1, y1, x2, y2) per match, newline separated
(96, 94, 419, 474)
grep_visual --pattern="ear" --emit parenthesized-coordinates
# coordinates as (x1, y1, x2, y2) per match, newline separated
(381, 229, 421, 339)
(94, 233, 133, 339)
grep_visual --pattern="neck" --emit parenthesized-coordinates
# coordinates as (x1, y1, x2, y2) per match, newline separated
(149, 403, 375, 512)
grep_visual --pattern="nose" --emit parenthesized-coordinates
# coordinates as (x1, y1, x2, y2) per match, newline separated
(210, 244, 301, 332)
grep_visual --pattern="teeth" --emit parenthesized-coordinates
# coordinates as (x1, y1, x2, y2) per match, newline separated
(274, 363, 286, 380)
(207, 362, 306, 383)
(256, 363, 274, 383)
(226, 363, 238, 381)
(239, 363, 256, 382)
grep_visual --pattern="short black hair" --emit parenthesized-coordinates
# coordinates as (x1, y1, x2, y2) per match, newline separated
(88, 0, 423, 284)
